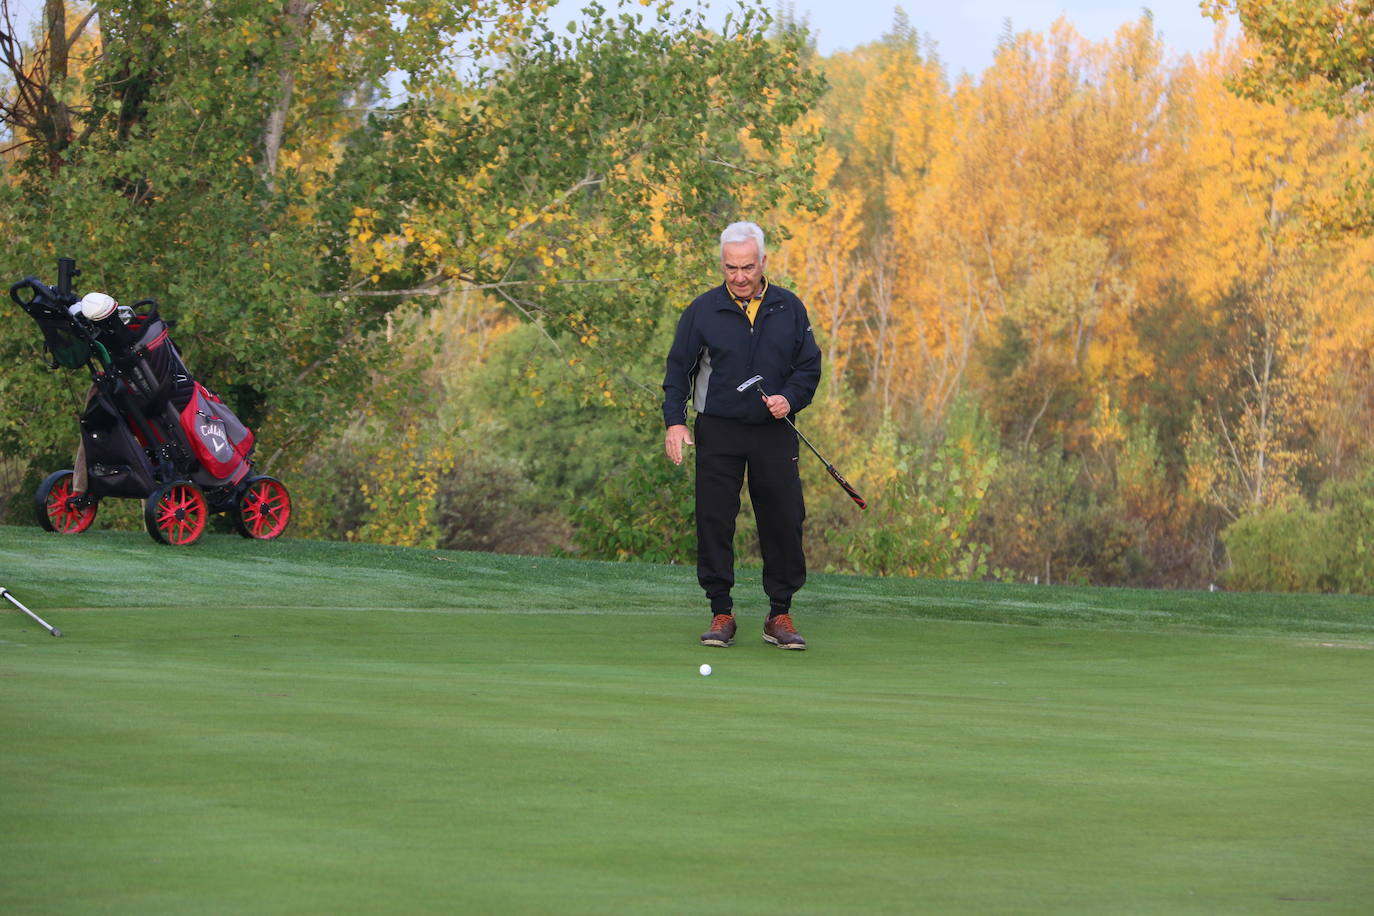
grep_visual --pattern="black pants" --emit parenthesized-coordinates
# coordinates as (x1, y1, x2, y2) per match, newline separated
(694, 413, 806, 614)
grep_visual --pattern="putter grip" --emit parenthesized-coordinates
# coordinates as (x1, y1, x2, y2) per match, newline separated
(827, 465, 867, 510)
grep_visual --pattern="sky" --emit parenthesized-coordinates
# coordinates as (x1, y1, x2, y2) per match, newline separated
(2, 1, 1235, 82)
(545, 0, 1235, 78)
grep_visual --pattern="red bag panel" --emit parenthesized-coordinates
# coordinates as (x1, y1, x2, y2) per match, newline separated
(179, 382, 254, 480)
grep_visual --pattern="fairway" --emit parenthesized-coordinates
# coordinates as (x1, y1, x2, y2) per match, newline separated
(2, 528, 1371, 914)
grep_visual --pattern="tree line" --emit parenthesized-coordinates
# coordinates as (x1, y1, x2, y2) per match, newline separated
(767, 9, 1374, 591)
(3, 1, 1371, 593)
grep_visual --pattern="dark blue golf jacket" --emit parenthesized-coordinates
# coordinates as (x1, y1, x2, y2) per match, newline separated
(662, 280, 822, 428)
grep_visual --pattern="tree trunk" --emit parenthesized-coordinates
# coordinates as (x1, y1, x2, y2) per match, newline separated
(262, 0, 312, 186)
(41, 0, 69, 174)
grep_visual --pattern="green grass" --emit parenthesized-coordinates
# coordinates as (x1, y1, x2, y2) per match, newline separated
(1, 526, 1371, 914)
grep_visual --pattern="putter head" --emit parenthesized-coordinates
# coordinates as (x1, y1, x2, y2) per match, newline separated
(736, 375, 765, 394)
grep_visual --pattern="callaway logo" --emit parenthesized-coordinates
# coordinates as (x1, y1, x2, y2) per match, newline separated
(199, 417, 231, 459)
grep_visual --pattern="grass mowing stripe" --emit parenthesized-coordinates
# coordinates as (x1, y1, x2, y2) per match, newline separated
(2, 527, 1372, 913)
(4, 528, 1374, 637)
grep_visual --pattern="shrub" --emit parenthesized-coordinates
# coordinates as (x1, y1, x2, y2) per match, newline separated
(974, 445, 1137, 585)
(432, 452, 572, 556)
(1223, 467, 1374, 594)
(1223, 501, 1336, 593)
(836, 411, 998, 579)
(1317, 470, 1374, 592)
(567, 449, 695, 565)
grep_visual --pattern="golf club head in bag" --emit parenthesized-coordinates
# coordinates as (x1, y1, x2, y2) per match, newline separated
(735, 375, 867, 510)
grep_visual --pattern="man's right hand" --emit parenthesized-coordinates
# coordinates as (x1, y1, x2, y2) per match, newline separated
(664, 424, 694, 466)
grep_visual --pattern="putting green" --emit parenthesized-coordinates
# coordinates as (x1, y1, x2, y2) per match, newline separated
(1, 529, 1371, 913)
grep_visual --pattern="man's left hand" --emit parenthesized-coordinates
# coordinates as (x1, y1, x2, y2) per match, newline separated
(762, 394, 791, 419)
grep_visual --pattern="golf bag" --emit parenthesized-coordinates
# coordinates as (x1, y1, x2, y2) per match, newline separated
(10, 257, 291, 545)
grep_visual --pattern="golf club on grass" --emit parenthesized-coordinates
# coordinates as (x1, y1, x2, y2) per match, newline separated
(1, 586, 62, 637)
(737, 375, 867, 510)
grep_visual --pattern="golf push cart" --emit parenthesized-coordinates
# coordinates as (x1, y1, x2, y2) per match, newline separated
(10, 257, 291, 546)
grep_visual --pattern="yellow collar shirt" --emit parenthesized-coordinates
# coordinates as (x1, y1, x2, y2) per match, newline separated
(731, 278, 768, 326)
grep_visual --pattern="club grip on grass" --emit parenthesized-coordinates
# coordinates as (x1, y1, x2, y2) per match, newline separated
(1, 586, 63, 636)
(827, 465, 867, 510)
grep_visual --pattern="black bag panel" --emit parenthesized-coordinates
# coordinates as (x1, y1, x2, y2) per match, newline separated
(86, 460, 157, 499)
(112, 319, 194, 410)
(79, 394, 122, 432)
(80, 416, 157, 499)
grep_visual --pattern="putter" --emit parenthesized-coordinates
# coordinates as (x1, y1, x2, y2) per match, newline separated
(737, 375, 867, 510)
(1, 586, 63, 637)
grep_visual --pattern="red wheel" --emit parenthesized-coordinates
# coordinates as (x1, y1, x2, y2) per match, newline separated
(144, 480, 208, 545)
(35, 470, 97, 534)
(232, 475, 291, 540)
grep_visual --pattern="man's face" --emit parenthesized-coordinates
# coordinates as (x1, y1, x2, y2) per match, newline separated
(721, 240, 766, 300)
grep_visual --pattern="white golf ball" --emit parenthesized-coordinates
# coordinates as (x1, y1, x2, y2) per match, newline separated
(699, 663, 712, 677)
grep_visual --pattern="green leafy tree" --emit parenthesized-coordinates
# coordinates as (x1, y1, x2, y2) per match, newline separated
(1204, 0, 1374, 232)
(0, 1, 823, 530)
(334, 1, 825, 390)
(1, 0, 545, 478)
(464, 323, 658, 498)
(1204, 0, 1374, 117)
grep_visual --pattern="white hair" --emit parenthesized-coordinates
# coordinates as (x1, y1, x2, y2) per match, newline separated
(720, 221, 766, 262)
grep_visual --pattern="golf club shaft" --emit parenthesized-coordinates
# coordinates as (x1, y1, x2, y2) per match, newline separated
(783, 414, 826, 463)
(1, 586, 62, 637)
(751, 383, 867, 510)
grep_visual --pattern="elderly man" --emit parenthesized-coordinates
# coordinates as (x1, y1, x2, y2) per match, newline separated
(662, 221, 822, 650)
